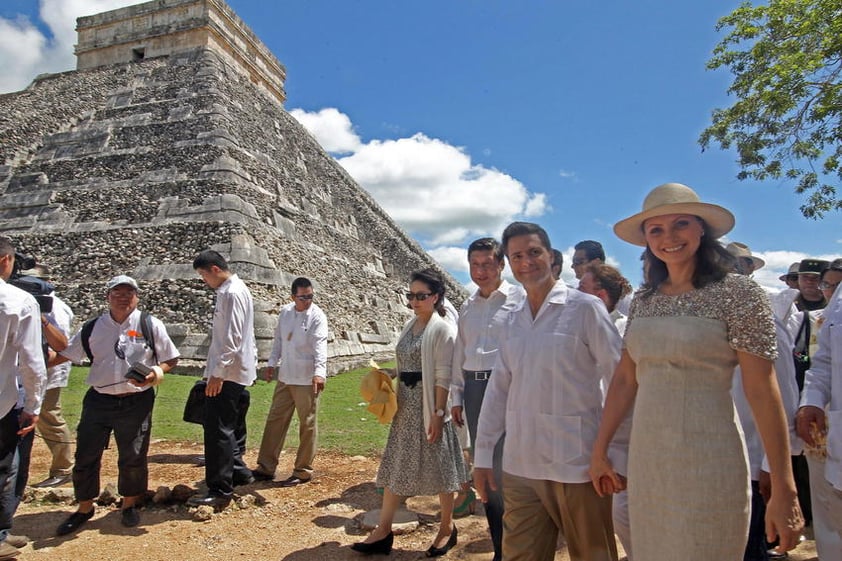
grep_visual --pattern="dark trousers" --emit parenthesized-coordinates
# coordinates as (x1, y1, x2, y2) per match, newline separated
(792, 454, 812, 525)
(203, 382, 250, 496)
(744, 480, 769, 561)
(73, 388, 154, 501)
(0, 409, 20, 541)
(464, 375, 505, 561)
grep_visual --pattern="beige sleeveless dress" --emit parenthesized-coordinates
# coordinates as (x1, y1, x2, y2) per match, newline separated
(624, 274, 777, 560)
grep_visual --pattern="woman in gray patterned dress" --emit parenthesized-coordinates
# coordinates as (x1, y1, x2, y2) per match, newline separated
(352, 268, 467, 557)
(588, 183, 803, 560)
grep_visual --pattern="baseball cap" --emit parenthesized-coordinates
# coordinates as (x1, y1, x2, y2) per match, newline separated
(106, 275, 139, 291)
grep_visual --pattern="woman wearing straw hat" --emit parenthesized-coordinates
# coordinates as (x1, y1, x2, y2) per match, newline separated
(588, 183, 803, 560)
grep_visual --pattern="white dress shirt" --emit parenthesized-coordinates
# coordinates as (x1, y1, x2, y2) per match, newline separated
(62, 308, 180, 395)
(46, 294, 74, 390)
(475, 282, 623, 483)
(451, 280, 525, 407)
(205, 274, 257, 385)
(268, 302, 328, 384)
(0, 279, 46, 416)
(801, 285, 842, 490)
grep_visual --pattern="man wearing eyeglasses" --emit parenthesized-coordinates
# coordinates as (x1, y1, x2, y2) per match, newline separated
(251, 277, 328, 487)
(820, 258, 842, 302)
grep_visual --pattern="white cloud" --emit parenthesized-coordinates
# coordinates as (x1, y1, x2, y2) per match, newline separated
(427, 246, 469, 275)
(0, 0, 139, 93)
(559, 169, 578, 180)
(290, 108, 548, 248)
(289, 108, 361, 154)
(752, 250, 839, 293)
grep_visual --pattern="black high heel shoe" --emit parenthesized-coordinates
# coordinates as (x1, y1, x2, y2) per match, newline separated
(351, 531, 394, 555)
(425, 525, 457, 557)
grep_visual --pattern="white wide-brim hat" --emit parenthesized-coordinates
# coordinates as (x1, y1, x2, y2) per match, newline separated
(614, 183, 735, 247)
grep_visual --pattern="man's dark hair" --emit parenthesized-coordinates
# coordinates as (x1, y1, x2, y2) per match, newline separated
(584, 263, 632, 312)
(467, 237, 503, 262)
(291, 277, 313, 294)
(193, 250, 229, 271)
(501, 222, 551, 256)
(551, 249, 563, 269)
(574, 240, 605, 262)
(0, 236, 14, 258)
(641, 219, 731, 294)
(410, 267, 447, 317)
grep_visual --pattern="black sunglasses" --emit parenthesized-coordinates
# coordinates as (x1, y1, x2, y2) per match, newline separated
(294, 294, 314, 301)
(405, 292, 433, 301)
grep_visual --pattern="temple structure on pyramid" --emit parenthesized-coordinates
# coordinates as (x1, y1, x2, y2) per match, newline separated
(0, 0, 463, 372)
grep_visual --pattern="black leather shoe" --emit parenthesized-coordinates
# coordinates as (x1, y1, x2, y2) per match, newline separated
(121, 506, 140, 527)
(425, 526, 457, 557)
(351, 532, 393, 555)
(56, 509, 94, 536)
(279, 475, 311, 487)
(233, 473, 255, 486)
(187, 493, 231, 509)
(251, 470, 274, 482)
(32, 475, 72, 488)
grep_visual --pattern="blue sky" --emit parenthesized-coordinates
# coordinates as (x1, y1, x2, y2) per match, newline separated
(1, 0, 839, 291)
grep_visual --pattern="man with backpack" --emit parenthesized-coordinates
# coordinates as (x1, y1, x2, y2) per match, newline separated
(51, 275, 179, 535)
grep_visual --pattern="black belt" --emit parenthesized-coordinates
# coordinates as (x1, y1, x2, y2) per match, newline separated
(399, 371, 422, 388)
(464, 370, 492, 381)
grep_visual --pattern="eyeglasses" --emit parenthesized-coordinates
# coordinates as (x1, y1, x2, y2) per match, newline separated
(572, 258, 588, 266)
(294, 294, 314, 301)
(820, 281, 840, 291)
(405, 292, 433, 301)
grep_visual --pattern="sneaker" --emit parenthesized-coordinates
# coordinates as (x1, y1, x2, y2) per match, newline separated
(121, 506, 140, 528)
(4, 535, 27, 548)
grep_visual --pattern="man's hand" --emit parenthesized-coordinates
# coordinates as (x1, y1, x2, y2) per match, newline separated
(262, 366, 275, 382)
(474, 467, 497, 503)
(795, 406, 826, 447)
(451, 405, 464, 427)
(18, 411, 38, 436)
(205, 377, 223, 397)
(312, 376, 325, 396)
(759, 470, 772, 504)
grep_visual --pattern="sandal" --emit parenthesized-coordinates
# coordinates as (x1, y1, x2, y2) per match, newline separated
(453, 488, 476, 517)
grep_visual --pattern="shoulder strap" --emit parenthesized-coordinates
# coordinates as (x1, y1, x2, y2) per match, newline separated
(140, 310, 158, 363)
(81, 317, 98, 363)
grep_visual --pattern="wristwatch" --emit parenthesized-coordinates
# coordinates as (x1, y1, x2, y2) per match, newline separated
(435, 408, 445, 417)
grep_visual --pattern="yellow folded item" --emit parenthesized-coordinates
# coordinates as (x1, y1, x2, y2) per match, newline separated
(360, 360, 397, 424)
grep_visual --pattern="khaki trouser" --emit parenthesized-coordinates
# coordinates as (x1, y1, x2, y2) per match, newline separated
(502, 472, 618, 561)
(36, 387, 73, 476)
(256, 382, 319, 479)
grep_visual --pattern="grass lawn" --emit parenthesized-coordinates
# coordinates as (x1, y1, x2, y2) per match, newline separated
(58, 364, 393, 456)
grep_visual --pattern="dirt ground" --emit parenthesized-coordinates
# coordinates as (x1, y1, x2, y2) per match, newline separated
(12, 437, 818, 561)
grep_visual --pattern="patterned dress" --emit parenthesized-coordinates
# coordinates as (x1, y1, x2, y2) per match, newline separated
(376, 325, 467, 496)
(624, 274, 777, 560)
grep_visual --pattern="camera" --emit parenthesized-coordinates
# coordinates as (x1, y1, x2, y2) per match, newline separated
(125, 363, 153, 383)
(8, 252, 55, 314)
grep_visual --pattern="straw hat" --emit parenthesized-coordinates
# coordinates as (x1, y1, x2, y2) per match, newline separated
(725, 242, 765, 270)
(778, 262, 800, 282)
(614, 183, 735, 246)
(360, 368, 397, 424)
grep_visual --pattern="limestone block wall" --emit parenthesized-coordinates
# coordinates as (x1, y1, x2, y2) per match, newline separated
(0, 47, 465, 375)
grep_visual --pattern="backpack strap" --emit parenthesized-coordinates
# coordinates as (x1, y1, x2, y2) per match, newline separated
(80, 317, 98, 363)
(140, 310, 158, 363)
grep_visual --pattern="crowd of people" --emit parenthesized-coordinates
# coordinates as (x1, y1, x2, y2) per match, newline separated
(0, 180, 840, 561)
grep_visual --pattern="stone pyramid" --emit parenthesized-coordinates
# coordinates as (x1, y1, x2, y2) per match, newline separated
(0, 0, 463, 372)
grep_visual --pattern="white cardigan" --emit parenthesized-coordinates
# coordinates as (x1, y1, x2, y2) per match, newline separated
(395, 313, 456, 433)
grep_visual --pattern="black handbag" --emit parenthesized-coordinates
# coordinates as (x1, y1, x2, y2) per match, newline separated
(183, 380, 207, 425)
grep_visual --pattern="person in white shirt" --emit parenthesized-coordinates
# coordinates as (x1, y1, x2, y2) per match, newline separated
(189, 250, 257, 509)
(0, 237, 46, 559)
(451, 237, 525, 561)
(252, 277, 328, 487)
(474, 222, 623, 561)
(54, 275, 179, 535)
(796, 282, 842, 561)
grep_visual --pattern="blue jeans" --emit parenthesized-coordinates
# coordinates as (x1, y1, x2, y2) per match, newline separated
(464, 374, 505, 561)
(0, 408, 22, 543)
